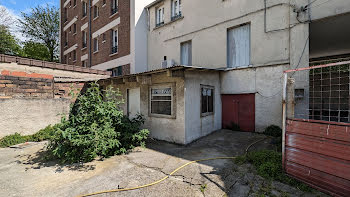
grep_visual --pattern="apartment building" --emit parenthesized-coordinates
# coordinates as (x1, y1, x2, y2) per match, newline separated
(60, 0, 135, 76)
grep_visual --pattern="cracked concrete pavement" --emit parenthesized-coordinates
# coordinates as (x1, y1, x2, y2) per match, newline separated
(0, 130, 328, 197)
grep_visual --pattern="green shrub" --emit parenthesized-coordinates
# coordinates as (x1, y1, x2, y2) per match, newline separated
(263, 125, 282, 137)
(236, 150, 312, 192)
(0, 133, 27, 148)
(47, 83, 150, 163)
(0, 125, 57, 148)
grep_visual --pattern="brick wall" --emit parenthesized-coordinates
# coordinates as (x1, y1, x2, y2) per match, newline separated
(0, 69, 85, 100)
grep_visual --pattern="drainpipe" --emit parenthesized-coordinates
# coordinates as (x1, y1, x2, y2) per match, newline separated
(282, 72, 288, 170)
(88, 0, 92, 67)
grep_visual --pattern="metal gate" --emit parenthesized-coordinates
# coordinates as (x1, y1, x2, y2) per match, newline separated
(282, 60, 350, 196)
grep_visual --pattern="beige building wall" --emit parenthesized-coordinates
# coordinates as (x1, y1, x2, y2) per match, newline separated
(146, 0, 350, 132)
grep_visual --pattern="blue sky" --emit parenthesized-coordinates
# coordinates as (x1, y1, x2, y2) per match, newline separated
(0, 0, 59, 16)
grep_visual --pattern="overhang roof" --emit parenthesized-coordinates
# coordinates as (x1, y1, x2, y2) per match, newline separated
(102, 65, 224, 82)
(145, 0, 165, 9)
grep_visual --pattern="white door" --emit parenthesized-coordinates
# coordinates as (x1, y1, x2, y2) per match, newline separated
(127, 88, 141, 118)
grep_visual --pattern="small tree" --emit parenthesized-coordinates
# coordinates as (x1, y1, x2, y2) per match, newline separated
(18, 4, 59, 62)
(22, 41, 51, 61)
(0, 25, 22, 55)
(48, 83, 150, 163)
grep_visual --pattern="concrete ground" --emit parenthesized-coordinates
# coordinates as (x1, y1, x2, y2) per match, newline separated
(0, 130, 327, 197)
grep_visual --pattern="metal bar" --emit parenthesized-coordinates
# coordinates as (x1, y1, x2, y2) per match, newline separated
(284, 60, 350, 73)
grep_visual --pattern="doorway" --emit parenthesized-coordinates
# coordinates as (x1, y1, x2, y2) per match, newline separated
(127, 87, 141, 118)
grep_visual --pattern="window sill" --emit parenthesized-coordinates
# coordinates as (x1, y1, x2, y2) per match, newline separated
(73, 5, 77, 9)
(109, 52, 118, 57)
(149, 113, 176, 119)
(153, 16, 184, 30)
(102, 40, 106, 44)
(64, 45, 68, 49)
(93, 16, 99, 21)
(109, 12, 119, 18)
(73, 32, 77, 36)
(81, 47, 87, 51)
(201, 112, 214, 118)
(102, 4, 106, 8)
(93, 50, 99, 54)
(81, 16, 87, 20)
(72, 60, 77, 63)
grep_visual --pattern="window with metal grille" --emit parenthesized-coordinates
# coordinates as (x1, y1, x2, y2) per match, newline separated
(201, 85, 214, 115)
(156, 7, 164, 27)
(150, 86, 172, 116)
(171, 0, 181, 21)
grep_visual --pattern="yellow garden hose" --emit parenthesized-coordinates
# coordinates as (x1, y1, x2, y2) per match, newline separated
(77, 136, 268, 197)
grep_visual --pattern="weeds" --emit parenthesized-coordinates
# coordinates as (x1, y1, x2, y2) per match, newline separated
(0, 125, 56, 148)
(200, 184, 207, 194)
(235, 150, 312, 192)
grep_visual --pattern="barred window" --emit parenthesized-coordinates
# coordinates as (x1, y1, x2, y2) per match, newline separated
(150, 87, 172, 116)
(201, 86, 214, 115)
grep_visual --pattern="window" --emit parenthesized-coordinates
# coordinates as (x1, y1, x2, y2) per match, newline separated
(111, 29, 118, 54)
(64, 55, 67, 64)
(82, 31, 87, 48)
(93, 38, 98, 52)
(82, 1, 87, 17)
(102, 33, 106, 42)
(73, 0, 76, 6)
(69, 26, 72, 33)
(82, 60, 86, 67)
(156, 7, 164, 27)
(171, 0, 181, 20)
(227, 24, 250, 68)
(103, 0, 106, 5)
(108, 66, 123, 77)
(201, 85, 214, 115)
(73, 50, 76, 61)
(111, 0, 118, 15)
(64, 32, 68, 46)
(64, 8, 68, 22)
(73, 23, 77, 34)
(150, 86, 172, 116)
(93, 5, 99, 18)
(180, 41, 192, 66)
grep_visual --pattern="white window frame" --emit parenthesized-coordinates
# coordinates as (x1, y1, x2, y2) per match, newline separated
(93, 37, 99, 52)
(156, 7, 164, 26)
(111, 28, 118, 54)
(93, 5, 99, 19)
(82, 1, 87, 17)
(200, 85, 215, 117)
(149, 83, 176, 119)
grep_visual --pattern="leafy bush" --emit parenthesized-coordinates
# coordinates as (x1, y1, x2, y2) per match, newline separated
(47, 83, 149, 163)
(235, 150, 311, 192)
(263, 125, 282, 137)
(0, 125, 57, 148)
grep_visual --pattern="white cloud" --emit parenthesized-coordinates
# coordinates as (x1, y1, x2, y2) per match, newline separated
(0, 5, 27, 42)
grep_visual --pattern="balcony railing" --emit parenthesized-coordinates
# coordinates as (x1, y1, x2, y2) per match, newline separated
(156, 21, 164, 27)
(111, 46, 118, 54)
(111, 7, 118, 15)
(171, 12, 182, 21)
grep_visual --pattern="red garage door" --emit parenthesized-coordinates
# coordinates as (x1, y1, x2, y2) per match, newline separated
(222, 94, 255, 132)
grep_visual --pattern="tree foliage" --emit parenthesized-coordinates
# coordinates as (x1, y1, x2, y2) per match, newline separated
(22, 41, 51, 61)
(0, 25, 22, 55)
(47, 83, 150, 163)
(18, 4, 59, 61)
